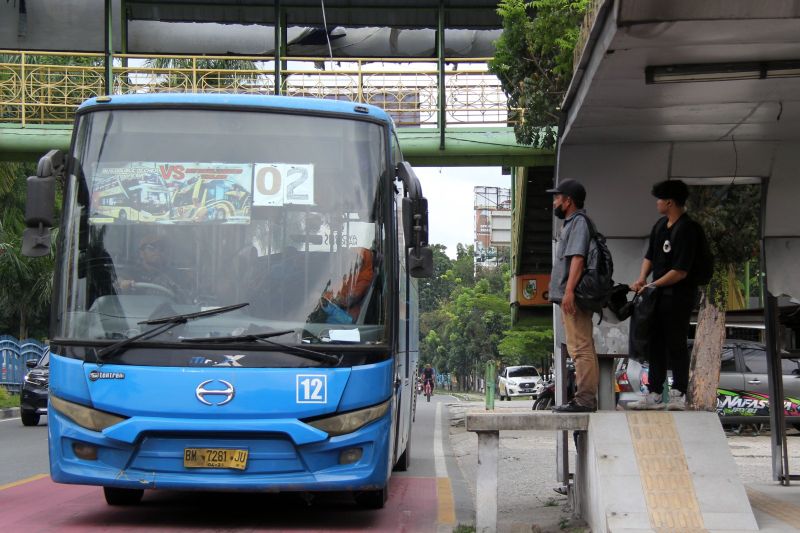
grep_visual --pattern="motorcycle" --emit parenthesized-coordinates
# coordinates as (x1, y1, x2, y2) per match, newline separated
(533, 360, 576, 410)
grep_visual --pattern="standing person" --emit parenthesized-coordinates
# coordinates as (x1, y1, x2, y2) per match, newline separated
(547, 179, 599, 413)
(629, 179, 701, 411)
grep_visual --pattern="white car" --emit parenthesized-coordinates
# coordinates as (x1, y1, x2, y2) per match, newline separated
(498, 365, 542, 400)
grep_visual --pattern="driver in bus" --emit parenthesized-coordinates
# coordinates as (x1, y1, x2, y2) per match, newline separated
(117, 233, 187, 301)
(319, 246, 375, 324)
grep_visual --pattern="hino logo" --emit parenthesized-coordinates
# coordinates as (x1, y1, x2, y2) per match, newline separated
(195, 379, 235, 406)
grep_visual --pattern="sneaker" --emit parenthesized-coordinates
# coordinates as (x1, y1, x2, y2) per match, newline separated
(552, 400, 596, 413)
(628, 392, 666, 410)
(667, 389, 686, 411)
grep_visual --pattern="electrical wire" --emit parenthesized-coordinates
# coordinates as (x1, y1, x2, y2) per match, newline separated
(319, 0, 334, 67)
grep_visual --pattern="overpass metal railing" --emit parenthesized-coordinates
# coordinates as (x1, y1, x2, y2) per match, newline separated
(0, 50, 515, 128)
(0, 335, 47, 394)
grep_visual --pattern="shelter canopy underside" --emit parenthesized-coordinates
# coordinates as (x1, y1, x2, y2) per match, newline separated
(559, 0, 800, 302)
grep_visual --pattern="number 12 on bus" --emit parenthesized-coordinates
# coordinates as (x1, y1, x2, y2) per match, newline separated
(22, 94, 434, 509)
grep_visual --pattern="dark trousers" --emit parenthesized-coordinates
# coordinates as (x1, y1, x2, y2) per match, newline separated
(648, 288, 696, 395)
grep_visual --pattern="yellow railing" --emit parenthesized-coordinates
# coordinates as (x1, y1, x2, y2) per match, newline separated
(0, 51, 513, 127)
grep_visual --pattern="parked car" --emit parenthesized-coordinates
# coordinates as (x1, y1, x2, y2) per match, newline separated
(20, 348, 49, 426)
(497, 365, 542, 400)
(616, 340, 800, 424)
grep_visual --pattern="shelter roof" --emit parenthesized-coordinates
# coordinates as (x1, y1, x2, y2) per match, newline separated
(561, 0, 800, 146)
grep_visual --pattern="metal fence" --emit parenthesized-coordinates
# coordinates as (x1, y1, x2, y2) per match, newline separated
(0, 335, 47, 394)
(0, 51, 514, 128)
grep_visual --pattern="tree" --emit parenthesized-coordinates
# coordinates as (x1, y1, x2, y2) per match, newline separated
(0, 162, 57, 339)
(145, 57, 262, 93)
(497, 327, 554, 367)
(419, 244, 455, 313)
(489, 0, 591, 148)
(687, 184, 761, 410)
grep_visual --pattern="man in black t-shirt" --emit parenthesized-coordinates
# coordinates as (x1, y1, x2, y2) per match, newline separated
(629, 179, 701, 411)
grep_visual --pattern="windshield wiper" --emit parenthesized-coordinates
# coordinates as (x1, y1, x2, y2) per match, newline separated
(178, 330, 294, 343)
(180, 331, 340, 365)
(94, 302, 250, 361)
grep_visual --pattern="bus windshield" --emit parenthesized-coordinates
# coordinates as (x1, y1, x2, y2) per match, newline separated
(57, 108, 388, 351)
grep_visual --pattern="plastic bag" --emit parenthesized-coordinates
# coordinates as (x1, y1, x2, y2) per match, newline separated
(628, 286, 658, 362)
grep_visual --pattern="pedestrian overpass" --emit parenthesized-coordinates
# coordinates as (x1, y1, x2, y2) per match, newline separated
(0, 1, 558, 325)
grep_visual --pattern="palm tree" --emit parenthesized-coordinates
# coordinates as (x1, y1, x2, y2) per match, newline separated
(145, 56, 267, 93)
(0, 161, 55, 339)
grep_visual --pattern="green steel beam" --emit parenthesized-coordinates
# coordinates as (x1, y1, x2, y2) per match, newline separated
(0, 124, 553, 167)
(0, 125, 72, 162)
(274, 2, 282, 95)
(397, 128, 554, 167)
(437, 1, 446, 150)
(105, 0, 114, 95)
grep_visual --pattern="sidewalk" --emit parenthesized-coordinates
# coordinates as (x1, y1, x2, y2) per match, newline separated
(0, 407, 20, 419)
(446, 400, 800, 532)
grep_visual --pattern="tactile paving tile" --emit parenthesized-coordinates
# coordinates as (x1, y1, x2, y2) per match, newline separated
(627, 412, 708, 532)
(746, 486, 800, 528)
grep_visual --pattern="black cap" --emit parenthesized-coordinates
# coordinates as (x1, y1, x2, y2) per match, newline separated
(546, 179, 586, 205)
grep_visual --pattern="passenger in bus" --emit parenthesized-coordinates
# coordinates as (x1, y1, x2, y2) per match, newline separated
(117, 233, 187, 301)
(321, 247, 375, 323)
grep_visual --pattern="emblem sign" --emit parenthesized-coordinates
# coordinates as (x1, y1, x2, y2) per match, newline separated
(196, 379, 235, 406)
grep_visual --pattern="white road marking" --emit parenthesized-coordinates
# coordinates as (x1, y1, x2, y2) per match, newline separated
(0, 417, 21, 422)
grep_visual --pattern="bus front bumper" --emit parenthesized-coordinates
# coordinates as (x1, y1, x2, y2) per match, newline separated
(48, 410, 392, 492)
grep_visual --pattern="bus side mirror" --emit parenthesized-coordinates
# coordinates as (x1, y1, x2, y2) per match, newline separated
(397, 161, 433, 278)
(409, 245, 434, 278)
(22, 149, 63, 257)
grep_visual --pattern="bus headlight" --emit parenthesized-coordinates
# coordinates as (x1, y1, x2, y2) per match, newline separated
(50, 394, 127, 432)
(305, 399, 390, 437)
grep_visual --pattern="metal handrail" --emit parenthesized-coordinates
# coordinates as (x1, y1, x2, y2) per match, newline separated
(0, 50, 515, 128)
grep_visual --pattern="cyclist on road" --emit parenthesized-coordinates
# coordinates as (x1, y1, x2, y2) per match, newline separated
(421, 364, 436, 394)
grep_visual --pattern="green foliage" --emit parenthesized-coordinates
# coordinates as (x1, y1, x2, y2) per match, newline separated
(419, 242, 554, 390)
(419, 244, 455, 313)
(687, 184, 761, 309)
(0, 387, 17, 409)
(498, 327, 554, 366)
(489, 0, 591, 148)
(0, 162, 57, 339)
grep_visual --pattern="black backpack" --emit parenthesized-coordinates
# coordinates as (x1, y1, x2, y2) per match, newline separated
(657, 216, 714, 287)
(572, 213, 614, 313)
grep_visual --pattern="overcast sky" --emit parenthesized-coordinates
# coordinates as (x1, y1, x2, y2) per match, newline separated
(414, 166, 512, 259)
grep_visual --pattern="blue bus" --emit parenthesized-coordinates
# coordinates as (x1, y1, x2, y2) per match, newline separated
(22, 94, 433, 508)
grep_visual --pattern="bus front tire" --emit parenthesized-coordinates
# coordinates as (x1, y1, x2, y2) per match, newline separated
(354, 486, 388, 509)
(103, 487, 144, 506)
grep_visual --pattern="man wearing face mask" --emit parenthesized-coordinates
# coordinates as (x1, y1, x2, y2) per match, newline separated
(546, 179, 598, 413)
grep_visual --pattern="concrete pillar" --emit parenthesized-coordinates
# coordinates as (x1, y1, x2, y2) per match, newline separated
(475, 430, 499, 532)
(597, 355, 615, 411)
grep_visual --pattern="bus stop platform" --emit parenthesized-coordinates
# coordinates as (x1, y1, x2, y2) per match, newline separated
(465, 410, 763, 532)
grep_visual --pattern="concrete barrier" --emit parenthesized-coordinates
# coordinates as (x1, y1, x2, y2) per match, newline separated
(465, 410, 589, 532)
(465, 410, 758, 532)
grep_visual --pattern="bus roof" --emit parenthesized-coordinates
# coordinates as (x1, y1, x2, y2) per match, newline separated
(78, 94, 393, 125)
